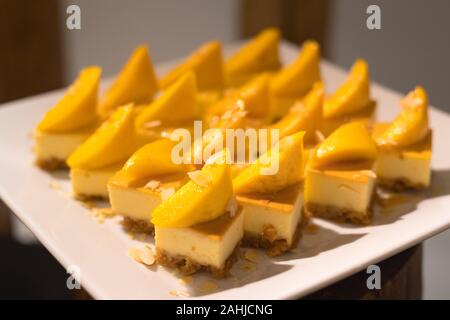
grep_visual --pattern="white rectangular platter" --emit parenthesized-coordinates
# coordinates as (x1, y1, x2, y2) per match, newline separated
(0, 42, 449, 299)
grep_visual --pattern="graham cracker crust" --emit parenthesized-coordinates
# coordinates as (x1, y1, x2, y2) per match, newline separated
(305, 202, 371, 225)
(121, 217, 154, 234)
(35, 158, 67, 171)
(242, 209, 310, 257)
(378, 178, 428, 192)
(155, 242, 240, 278)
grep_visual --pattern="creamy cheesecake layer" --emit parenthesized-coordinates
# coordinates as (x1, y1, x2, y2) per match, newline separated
(71, 164, 122, 199)
(155, 210, 243, 271)
(305, 161, 376, 223)
(109, 186, 160, 221)
(373, 125, 432, 190)
(108, 174, 187, 223)
(34, 128, 93, 162)
(237, 183, 303, 246)
(321, 100, 376, 136)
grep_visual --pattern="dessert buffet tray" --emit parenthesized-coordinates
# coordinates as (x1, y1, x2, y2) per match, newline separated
(0, 42, 449, 299)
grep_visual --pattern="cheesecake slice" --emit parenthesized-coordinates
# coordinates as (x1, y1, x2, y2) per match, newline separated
(305, 122, 378, 225)
(152, 153, 242, 277)
(322, 59, 376, 136)
(98, 45, 158, 118)
(67, 105, 137, 200)
(135, 72, 200, 145)
(225, 28, 281, 87)
(234, 132, 306, 256)
(373, 86, 432, 191)
(269, 40, 321, 119)
(34, 66, 101, 170)
(108, 139, 193, 233)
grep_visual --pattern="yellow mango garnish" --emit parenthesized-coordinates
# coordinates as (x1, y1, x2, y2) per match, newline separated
(135, 72, 198, 128)
(225, 28, 281, 86)
(98, 45, 158, 118)
(151, 154, 232, 228)
(309, 122, 377, 168)
(67, 105, 136, 170)
(323, 59, 370, 118)
(115, 139, 194, 185)
(270, 40, 320, 98)
(268, 81, 324, 142)
(233, 131, 305, 194)
(37, 66, 101, 133)
(159, 41, 224, 92)
(374, 86, 429, 148)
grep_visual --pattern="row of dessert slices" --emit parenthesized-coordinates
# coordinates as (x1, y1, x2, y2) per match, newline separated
(33, 28, 432, 277)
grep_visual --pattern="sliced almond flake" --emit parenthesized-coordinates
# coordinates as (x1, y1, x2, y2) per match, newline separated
(143, 120, 162, 128)
(187, 170, 211, 186)
(139, 246, 156, 266)
(205, 149, 229, 165)
(128, 247, 142, 263)
(160, 187, 175, 201)
(244, 249, 260, 263)
(226, 196, 238, 217)
(234, 109, 248, 119)
(315, 130, 325, 142)
(144, 180, 161, 191)
(160, 131, 171, 139)
(235, 99, 245, 109)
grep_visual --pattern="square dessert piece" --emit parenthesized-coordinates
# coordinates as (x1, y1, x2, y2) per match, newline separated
(34, 66, 101, 170)
(155, 210, 243, 277)
(304, 121, 378, 225)
(372, 86, 432, 191)
(151, 152, 241, 277)
(373, 124, 432, 190)
(108, 173, 187, 233)
(34, 127, 94, 170)
(237, 183, 305, 256)
(305, 161, 376, 225)
(233, 132, 307, 255)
